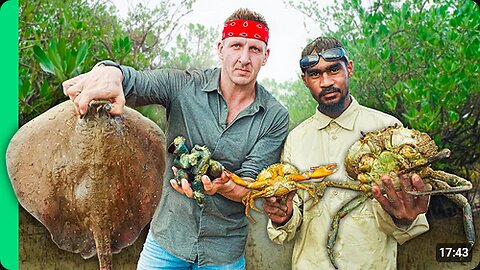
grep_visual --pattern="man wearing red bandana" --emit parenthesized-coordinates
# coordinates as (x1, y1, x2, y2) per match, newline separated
(63, 8, 288, 270)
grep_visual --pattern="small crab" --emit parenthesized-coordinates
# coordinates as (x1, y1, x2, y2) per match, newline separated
(321, 126, 475, 269)
(225, 163, 337, 222)
(168, 136, 224, 205)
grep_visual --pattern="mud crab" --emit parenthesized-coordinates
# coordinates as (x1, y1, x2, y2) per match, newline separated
(225, 163, 337, 222)
(168, 136, 224, 205)
(322, 126, 475, 269)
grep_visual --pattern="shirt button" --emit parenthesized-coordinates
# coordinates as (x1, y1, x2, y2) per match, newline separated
(332, 191, 338, 196)
(332, 135, 337, 140)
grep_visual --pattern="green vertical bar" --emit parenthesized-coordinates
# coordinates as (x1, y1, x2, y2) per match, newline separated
(0, 0, 19, 269)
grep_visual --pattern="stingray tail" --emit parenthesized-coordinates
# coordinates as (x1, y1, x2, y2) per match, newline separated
(93, 224, 113, 270)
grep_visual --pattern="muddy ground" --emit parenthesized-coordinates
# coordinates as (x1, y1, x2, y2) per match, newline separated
(19, 205, 479, 270)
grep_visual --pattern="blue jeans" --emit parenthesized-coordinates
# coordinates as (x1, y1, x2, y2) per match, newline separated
(137, 230, 246, 270)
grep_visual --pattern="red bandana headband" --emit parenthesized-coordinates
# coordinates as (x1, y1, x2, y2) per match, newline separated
(222, 19, 269, 44)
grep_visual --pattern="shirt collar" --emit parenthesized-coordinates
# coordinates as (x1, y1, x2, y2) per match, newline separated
(201, 68, 221, 93)
(314, 95, 359, 130)
(201, 68, 266, 111)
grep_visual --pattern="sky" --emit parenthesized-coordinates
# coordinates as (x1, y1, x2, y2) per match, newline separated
(110, 0, 327, 83)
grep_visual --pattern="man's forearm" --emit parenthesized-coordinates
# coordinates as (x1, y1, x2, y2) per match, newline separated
(217, 180, 249, 202)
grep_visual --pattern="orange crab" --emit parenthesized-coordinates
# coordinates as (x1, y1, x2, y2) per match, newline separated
(225, 163, 337, 222)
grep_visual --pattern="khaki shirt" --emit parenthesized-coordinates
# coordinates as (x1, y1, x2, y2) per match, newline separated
(267, 97, 429, 270)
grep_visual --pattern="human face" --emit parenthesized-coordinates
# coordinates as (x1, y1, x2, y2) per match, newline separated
(301, 56, 353, 116)
(218, 37, 269, 87)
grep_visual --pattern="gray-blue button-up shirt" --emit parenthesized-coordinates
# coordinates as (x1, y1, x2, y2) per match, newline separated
(120, 66, 289, 266)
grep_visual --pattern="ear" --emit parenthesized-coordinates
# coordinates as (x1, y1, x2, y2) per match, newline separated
(217, 41, 224, 60)
(347, 61, 354, 77)
(301, 72, 307, 84)
(262, 47, 270, 66)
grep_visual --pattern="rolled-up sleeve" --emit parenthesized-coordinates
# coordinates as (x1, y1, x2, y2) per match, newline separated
(267, 194, 303, 244)
(120, 65, 192, 107)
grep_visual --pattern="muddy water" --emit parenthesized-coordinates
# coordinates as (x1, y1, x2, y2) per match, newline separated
(244, 201, 480, 270)
(19, 206, 479, 269)
(397, 213, 480, 270)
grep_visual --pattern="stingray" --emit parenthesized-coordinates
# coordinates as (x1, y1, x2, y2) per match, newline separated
(6, 101, 165, 269)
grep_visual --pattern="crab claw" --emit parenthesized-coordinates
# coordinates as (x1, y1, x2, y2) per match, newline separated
(309, 164, 337, 178)
(290, 164, 337, 182)
(224, 170, 250, 187)
(168, 136, 189, 155)
(224, 169, 234, 179)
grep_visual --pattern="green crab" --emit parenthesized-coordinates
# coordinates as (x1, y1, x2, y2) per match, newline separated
(168, 136, 224, 205)
(225, 163, 337, 222)
(322, 126, 475, 269)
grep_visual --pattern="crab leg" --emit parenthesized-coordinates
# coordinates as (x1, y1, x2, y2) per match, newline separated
(224, 170, 269, 190)
(292, 182, 319, 210)
(445, 193, 476, 247)
(241, 191, 258, 223)
(327, 181, 371, 194)
(224, 171, 271, 222)
(399, 149, 450, 175)
(327, 194, 369, 269)
(407, 170, 472, 196)
(300, 179, 372, 194)
(430, 181, 475, 247)
(247, 189, 272, 212)
(288, 164, 337, 182)
(244, 189, 276, 223)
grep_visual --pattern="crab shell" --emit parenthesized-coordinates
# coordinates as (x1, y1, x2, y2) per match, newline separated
(344, 126, 438, 182)
(256, 163, 300, 183)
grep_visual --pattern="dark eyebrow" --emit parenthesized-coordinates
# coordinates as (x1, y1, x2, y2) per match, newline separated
(326, 62, 342, 71)
(306, 68, 320, 74)
(306, 62, 342, 74)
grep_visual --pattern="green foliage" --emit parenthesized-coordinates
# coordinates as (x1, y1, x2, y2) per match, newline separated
(134, 104, 167, 129)
(121, 0, 196, 69)
(262, 78, 317, 131)
(33, 38, 88, 81)
(19, 0, 126, 125)
(287, 0, 480, 177)
(162, 23, 219, 70)
(19, 0, 218, 131)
